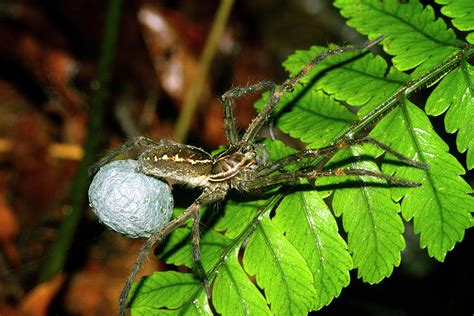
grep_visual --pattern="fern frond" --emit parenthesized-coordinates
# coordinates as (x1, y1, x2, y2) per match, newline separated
(128, 1, 473, 314)
(436, 0, 474, 43)
(334, 0, 462, 75)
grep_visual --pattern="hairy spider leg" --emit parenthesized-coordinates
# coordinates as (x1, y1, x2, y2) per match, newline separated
(191, 207, 211, 297)
(89, 136, 171, 175)
(243, 167, 421, 192)
(221, 80, 275, 146)
(119, 186, 226, 316)
(119, 202, 199, 316)
(241, 35, 385, 144)
(257, 136, 428, 176)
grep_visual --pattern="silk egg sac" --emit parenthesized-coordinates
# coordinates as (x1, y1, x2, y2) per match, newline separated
(88, 159, 174, 238)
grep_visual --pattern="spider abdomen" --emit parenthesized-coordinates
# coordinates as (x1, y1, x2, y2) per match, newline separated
(138, 143, 213, 187)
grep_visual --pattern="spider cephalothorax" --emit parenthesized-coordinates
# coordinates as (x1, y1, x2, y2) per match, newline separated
(90, 35, 428, 316)
(211, 146, 261, 182)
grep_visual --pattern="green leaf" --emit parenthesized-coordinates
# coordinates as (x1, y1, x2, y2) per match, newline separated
(243, 217, 317, 314)
(213, 248, 271, 316)
(214, 200, 265, 239)
(273, 190, 352, 310)
(277, 88, 356, 147)
(255, 43, 406, 120)
(334, 0, 462, 75)
(436, 0, 474, 44)
(371, 100, 474, 261)
(159, 228, 232, 270)
(425, 63, 474, 169)
(263, 138, 298, 160)
(128, 2, 474, 313)
(283, 47, 410, 114)
(326, 146, 405, 283)
(129, 271, 210, 315)
(149, 194, 283, 316)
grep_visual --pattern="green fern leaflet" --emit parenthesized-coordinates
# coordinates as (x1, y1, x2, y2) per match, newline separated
(129, 0, 473, 314)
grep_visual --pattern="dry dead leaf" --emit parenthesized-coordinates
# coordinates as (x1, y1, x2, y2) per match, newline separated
(19, 274, 65, 316)
(138, 3, 209, 105)
(0, 187, 20, 267)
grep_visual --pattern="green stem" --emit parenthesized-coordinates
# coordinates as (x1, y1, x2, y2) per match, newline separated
(186, 194, 283, 306)
(341, 46, 474, 141)
(174, 0, 235, 143)
(39, 0, 124, 282)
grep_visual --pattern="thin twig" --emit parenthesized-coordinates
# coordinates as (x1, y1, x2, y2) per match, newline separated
(173, 0, 235, 142)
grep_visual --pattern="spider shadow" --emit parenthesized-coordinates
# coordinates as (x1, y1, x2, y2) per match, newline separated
(156, 153, 419, 265)
(312, 154, 423, 189)
(271, 50, 374, 123)
(128, 163, 416, 309)
(320, 153, 421, 170)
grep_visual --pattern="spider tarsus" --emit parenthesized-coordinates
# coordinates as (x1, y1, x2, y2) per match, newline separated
(362, 136, 429, 170)
(119, 234, 156, 316)
(341, 168, 421, 187)
(191, 206, 212, 298)
(368, 34, 385, 46)
(195, 263, 211, 299)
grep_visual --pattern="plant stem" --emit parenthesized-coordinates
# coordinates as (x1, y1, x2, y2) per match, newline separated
(174, 0, 235, 143)
(343, 46, 474, 141)
(38, 0, 124, 282)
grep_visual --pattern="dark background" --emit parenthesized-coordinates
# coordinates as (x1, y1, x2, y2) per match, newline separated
(0, 0, 472, 315)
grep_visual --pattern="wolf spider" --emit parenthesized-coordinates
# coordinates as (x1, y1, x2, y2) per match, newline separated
(91, 36, 426, 315)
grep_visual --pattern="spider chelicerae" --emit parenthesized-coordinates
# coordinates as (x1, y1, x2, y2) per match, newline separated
(91, 35, 427, 315)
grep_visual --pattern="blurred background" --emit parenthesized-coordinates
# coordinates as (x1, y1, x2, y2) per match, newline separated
(0, 0, 472, 315)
